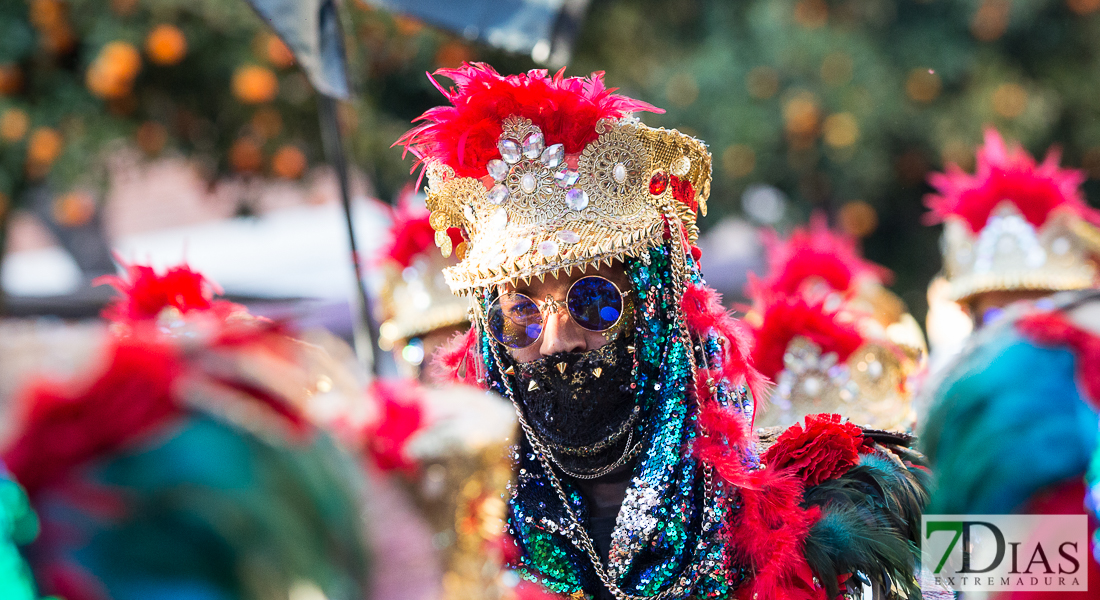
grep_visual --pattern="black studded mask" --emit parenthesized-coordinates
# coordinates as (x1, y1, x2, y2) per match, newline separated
(512, 335, 638, 470)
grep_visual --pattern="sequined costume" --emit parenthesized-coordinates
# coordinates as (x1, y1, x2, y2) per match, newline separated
(3, 263, 370, 600)
(399, 63, 931, 600)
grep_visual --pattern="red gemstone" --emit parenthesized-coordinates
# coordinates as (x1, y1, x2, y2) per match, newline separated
(649, 171, 669, 195)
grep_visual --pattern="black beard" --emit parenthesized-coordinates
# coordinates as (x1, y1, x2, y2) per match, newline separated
(513, 336, 638, 475)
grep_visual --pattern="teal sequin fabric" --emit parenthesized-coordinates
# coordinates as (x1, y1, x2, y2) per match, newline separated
(484, 242, 753, 599)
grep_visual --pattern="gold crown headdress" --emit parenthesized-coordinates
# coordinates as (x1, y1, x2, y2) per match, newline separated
(926, 128, 1100, 303)
(396, 63, 711, 294)
(749, 220, 925, 431)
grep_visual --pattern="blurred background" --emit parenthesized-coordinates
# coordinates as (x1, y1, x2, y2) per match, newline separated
(2, 0, 1099, 384)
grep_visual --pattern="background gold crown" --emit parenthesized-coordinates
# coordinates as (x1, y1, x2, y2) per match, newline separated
(424, 116, 711, 294)
(941, 202, 1100, 302)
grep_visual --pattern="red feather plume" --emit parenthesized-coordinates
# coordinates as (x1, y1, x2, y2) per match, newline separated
(751, 214, 891, 301)
(95, 260, 245, 325)
(750, 295, 865, 383)
(429, 327, 482, 387)
(379, 184, 437, 269)
(925, 128, 1094, 232)
(396, 63, 663, 178)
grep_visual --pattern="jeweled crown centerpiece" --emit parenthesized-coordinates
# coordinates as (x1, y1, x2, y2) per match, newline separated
(397, 63, 711, 294)
(926, 128, 1100, 302)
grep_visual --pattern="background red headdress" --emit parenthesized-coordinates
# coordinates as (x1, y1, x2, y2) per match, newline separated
(924, 128, 1095, 232)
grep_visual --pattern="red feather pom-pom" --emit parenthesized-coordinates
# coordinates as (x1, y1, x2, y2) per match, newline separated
(430, 328, 483, 387)
(396, 63, 663, 178)
(364, 379, 425, 472)
(96, 262, 219, 322)
(750, 295, 865, 382)
(380, 185, 437, 269)
(763, 413, 868, 487)
(925, 128, 1095, 232)
(752, 214, 891, 301)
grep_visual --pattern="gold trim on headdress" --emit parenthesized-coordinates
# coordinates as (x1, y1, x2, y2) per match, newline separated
(424, 116, 711, 294)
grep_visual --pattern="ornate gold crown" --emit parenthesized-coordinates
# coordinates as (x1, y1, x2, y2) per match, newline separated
(377, 249, 470, 350)
(424, 115, 711, 294)
(941, 202, 1100, 302)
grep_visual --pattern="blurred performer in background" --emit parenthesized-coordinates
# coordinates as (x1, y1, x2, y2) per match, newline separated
(3, 263, 370, 600)
(921, 131, 1100, 599)
(356, 191, 518, 600)
(402, 63, 930, 600)
(377, 186, 472, 381)
(747, 217, 927, 431)
(925, 128, 1100, 331)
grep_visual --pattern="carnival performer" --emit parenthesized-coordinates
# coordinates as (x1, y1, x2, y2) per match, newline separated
(399, 62, 930, 600)
(3, 262, 370, 600)
(747, 217, 926, 432)
(920, 132, 1100, 600)
(925, 128, 1100, 330)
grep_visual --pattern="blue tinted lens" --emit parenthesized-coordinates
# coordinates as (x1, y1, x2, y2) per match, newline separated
(488, 293, 543, 348)
(567, 276, 623, 332)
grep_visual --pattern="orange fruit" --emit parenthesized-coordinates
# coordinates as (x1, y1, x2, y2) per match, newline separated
(0, 109, 29, 142)
(27, 127, 63, 165)
(52, 191, 96, 227)
(265, 34, 295, 68)
(232, 65, 279, 104)
(136, 121, 168, 154)
(271, 144, 307, 179)
(146, 25, 187, 65)
(86, 41, 142, 98)
(0, 64, 24, 96)
(229, 137, 264, 173)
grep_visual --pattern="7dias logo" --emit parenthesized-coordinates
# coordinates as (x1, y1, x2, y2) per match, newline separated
(922, 515, 1088, 592)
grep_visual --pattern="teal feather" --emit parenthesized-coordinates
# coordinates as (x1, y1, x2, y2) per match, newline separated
(920, 329, 1097, 514)
(802, 441, 931, 599)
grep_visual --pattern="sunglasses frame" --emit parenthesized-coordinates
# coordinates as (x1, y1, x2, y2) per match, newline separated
(487, 275, 632, 349)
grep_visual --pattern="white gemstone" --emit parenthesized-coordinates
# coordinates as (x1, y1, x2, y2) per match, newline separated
(555, 169, 580, 188)
(463, 204, 475, 221)
(540, 143, 564, 168)
(565, 188, 589, 211)
(1052, 236, 1071, 255)
(670, 156, 691, 177)
(522, 131, 545, 159)
(488, 207, 508, 230)
(537, 240, 559, 256)
(488, 183, 510, 205)
(490, 251, 508, 266)
(556, 229, 580, 244)
(508, 237, 532, 257)
(487, 159, 509, 181)
(613, 162, 627, 184)
(867, 360, 883, 380)
(520, 172, 538, 193)
(801, 376, 823, 396)
(499, 139, 522, 164)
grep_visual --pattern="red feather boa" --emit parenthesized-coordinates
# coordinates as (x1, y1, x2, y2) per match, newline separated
(925, 128, 1097, 232)
(396, 63, 662, 178)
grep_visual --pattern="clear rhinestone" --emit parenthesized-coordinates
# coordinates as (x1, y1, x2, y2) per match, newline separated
(540, 143, 564, 168)
(488, 207, 508, 230)
(613, 162, 627, 184)
(520, 172, 537, 193)
(867, 359, 883, 380)
(490, 250, 507, 266)
(488, 183, 510, 205)
(499, 139, 522, 164)
(801, 376, 823, 396)
(522, 131, 545, 159)
(556, 230, 580, 244)
(1052, 236, 1071, 255)
(508, 237, 532, 257)
(487, 159, 509, 181)
(537, 240, 559, 256)
(555, 169, 580, 188)
(565, 188, 589, 211)
(463, 204, 475, 221)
